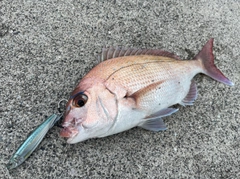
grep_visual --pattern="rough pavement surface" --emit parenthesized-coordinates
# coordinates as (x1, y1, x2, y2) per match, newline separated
(1, 0, 239, 178)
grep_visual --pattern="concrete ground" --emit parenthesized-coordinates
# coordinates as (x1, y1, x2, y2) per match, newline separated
(1, 0, 239, 178)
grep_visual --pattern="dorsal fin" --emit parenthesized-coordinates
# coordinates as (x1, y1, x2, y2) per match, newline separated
(98, 47, 181, 62)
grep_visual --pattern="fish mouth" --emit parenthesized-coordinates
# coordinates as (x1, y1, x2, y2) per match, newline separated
(60, 126, 79, 138)
(60, 118, 81, 141)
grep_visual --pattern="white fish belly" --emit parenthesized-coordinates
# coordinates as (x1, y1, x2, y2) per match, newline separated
(99, 98, 146, 137)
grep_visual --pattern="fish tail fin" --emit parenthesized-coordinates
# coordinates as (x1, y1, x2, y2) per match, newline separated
(194, 38, 234, 86)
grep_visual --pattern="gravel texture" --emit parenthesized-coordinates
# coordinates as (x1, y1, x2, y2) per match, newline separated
(1, 0, 239, 178)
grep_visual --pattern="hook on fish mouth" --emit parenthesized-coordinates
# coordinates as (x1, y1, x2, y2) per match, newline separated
(57, 99, 68, 113)
(55, 99, 68, 128)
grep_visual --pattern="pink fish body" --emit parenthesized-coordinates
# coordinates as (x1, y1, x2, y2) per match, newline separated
(60, 39, 233, 144)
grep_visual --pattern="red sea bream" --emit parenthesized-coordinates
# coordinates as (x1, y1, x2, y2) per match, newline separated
(60, 39, 233, 144)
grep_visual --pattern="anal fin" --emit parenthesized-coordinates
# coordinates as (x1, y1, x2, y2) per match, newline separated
(180, 80, 197, 106)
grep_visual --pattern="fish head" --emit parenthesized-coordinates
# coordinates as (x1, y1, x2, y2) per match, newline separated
(60, 79, 118, 144)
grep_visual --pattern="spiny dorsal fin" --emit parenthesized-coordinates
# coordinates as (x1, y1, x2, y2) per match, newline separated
(98, 47, 181, 62)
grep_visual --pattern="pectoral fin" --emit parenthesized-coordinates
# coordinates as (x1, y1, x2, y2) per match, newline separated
(130, 81, 164, 109)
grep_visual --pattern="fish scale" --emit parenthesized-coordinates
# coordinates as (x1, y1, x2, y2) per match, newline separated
(104, 56, 200, 97)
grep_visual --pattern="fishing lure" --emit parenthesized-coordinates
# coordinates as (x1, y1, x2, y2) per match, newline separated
(7, 114, 62, 170)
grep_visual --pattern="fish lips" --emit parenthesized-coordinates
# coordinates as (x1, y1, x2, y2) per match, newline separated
(60, 127, 78, 137)
(61, 124, 91, 143)
(60, 121, 80, 140)
(60, 116, 82, 138)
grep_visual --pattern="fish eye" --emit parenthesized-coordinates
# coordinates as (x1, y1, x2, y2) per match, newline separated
(72, 93, 88, 107)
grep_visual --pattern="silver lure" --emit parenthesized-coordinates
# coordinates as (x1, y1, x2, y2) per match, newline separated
(6, 114, 62, 170)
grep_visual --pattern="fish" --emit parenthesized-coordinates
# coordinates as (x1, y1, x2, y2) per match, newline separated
(7, 114, 62, 170)
(60, 38, 234, 144)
